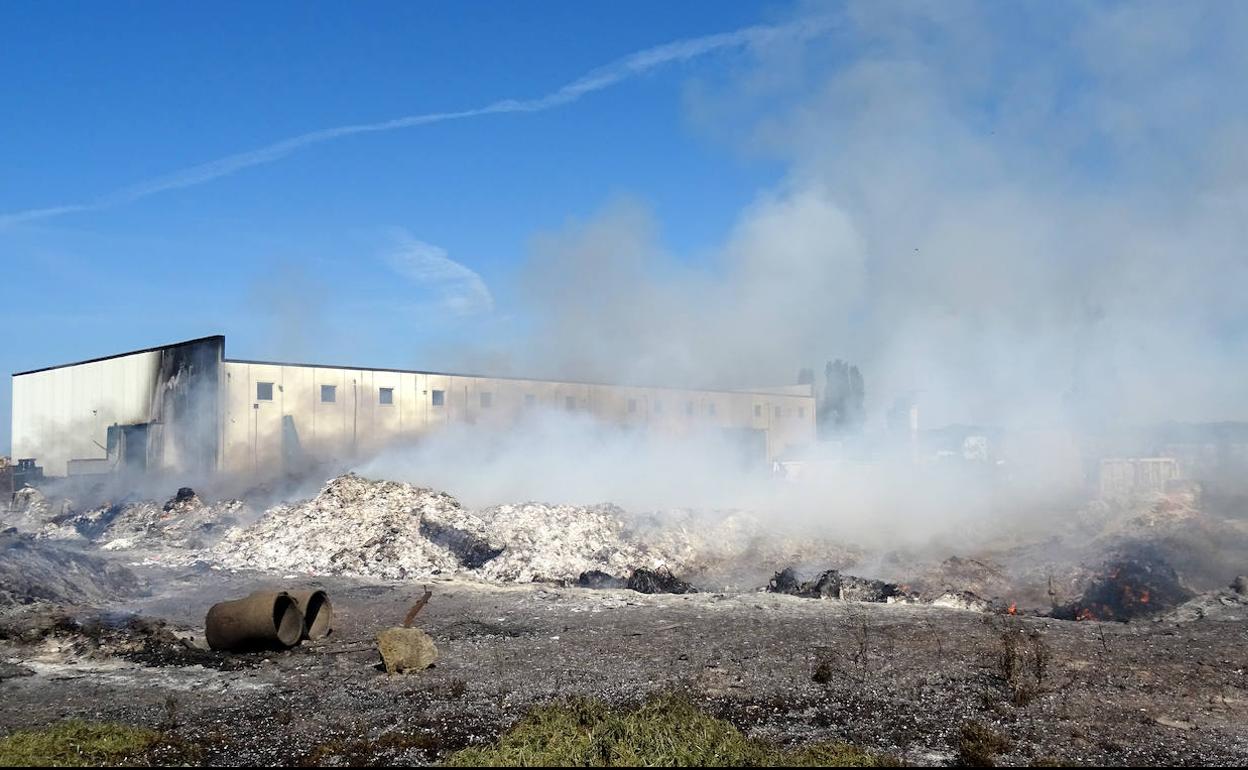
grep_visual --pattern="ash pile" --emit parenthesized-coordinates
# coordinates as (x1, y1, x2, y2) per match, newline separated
(213, 473, 687, 583)
(471, 501, 670, 583)
(9, 485, 248, 565)
(9, 471, 1242, 620)
(210, 474, 873, 590)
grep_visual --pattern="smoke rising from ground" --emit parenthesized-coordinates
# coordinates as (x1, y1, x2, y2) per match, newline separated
(355, 408, 1087, 554)
(352, 2, 1248, 550)
(458, 1, 1248, 433)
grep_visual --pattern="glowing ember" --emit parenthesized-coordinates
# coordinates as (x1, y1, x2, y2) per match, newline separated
(1054, 546, 1193, 622)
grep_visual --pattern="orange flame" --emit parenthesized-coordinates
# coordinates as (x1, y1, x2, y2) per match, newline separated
(1007, 602, 1017, 615)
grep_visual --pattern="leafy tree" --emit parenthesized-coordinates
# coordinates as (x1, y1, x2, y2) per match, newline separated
(818, 359, 864, 438)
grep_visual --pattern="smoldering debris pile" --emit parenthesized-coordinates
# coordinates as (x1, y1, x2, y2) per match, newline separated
(217, 474, 876, 587)
(0, 530, 142, 607)
(213, 475, 478, 579)
(213, 474, 684, 583)
(577, 567, 698, 594)
(4, 486, 72, 529)
(471, 502, 674, 583)
(625, 567, 698, 594)
(29, 488, 249, 561)
(1052, 545, 1196, 622)
(627, 508, 865, 589)
(1161, 577, 1248, 623)
(900, 556, 1022, 612)
(9, 472, 1244, 616)
(5, 474, 707, 586)
(767, 567, 906, 603)
(912, 556, 1015, 601)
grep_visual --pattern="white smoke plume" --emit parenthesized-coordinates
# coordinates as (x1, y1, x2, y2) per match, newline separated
(454, 1, 1248, 433)
(363, 1, 1248, 548)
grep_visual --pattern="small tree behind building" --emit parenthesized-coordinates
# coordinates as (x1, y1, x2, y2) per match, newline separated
(818, 359, 865, 438)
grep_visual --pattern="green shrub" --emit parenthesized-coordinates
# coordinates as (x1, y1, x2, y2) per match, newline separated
(446, 694, 890, 767)
(0, 721, 162, 767)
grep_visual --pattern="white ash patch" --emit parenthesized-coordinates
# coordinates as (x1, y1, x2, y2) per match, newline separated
(31, 492, 248, 564)
(4, 487, 77, 534)
(10, 486, 52, 518)
(212, 473, 478, 580)
(473, 502, 675, 583)
(19, 659, 271, 693)
(929, 591, 993, 613)
(210, 474, 683, 583)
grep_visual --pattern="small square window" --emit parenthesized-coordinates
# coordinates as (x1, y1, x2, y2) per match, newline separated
(379, 387, 394, 405)
(627, 398, 637, 414)
(257, 382, 274, 401)
(798, 406, 805, 419)
(685, 401, 694, 416)
(707, 403, 716, 416)
(565, 396, 576, 411)
(525, 394, 536, 407)
(654, 400, 663, 414)
(321, 385, 336, 403)
(480, 392, 493, 408)
(754, 404, 762, 418)
(775, 406, 782, 418)
(431, 389, 445, 406)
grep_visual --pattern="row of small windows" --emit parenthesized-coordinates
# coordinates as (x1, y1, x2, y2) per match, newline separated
(254, 382, 360, 403)
(257, 382, 398, 404)
(257, 381, 805, 419)
(756, 404, 806, 419)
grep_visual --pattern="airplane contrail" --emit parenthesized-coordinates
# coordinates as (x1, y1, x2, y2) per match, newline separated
(0, 18, 831, 230)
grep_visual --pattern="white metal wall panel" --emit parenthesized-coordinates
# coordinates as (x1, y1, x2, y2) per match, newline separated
(11, 350, 161, 476)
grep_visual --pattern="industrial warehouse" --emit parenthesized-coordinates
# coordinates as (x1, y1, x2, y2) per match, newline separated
(10, 335, 816, 479)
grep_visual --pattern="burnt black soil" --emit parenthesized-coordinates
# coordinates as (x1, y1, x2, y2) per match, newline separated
(0, 532, 143, 607)
(1, 567, 1246, 766)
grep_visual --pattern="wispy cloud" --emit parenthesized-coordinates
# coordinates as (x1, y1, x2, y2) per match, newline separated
(0, 17, 831, 230)
(386, 231, 494, 316)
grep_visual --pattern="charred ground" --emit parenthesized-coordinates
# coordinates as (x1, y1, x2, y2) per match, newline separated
(2, 571, 1247, 766)
(1, 476, 1246, 766)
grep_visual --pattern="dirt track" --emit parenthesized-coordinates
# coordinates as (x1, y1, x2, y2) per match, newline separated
(2, 566, 1246, 766)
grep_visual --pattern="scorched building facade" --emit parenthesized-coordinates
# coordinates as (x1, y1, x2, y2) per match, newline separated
(12, 336, 816, 478)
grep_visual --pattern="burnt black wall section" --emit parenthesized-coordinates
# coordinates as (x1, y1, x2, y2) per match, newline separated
(147, 337, 223, 474)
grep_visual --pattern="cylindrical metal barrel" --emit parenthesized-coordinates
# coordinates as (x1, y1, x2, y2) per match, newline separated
(205, 591, 304, 651)
(288, 589, 333, 641)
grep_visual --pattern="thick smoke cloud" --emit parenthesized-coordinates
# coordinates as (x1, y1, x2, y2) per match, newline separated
(466, 1, 1248, 432)
(356, 407, 1059, 552)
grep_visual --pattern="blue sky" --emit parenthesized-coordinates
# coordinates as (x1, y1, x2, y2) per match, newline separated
(4, 1, 1247, 454)
(0, 1, 795, 452)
